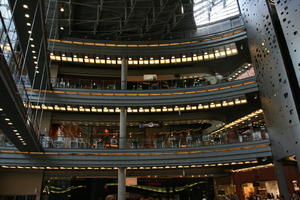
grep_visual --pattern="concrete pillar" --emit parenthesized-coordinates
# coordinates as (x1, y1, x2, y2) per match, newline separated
(118, 58, 128, 200)
(121, 58, 128, 90)
(119, 108, 127, 149)
(119, 57, 128, 149)
(118, 167, 126, 200)
(273, 161, 289, 200)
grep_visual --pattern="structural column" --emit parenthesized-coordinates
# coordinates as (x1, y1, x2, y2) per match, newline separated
(118, 57, 128, 200)
(238, 0, 300, 197)
(274, 160, 289, 199)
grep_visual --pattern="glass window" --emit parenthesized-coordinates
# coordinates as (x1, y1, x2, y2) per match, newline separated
(193, 0, 240, 26)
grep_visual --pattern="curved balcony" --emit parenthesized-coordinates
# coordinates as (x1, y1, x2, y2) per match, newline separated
(0, 139, 271, 168)
(27, 77, 257, 107)
(49, 16, 245, 57)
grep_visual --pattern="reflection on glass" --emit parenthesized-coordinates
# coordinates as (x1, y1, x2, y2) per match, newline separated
(193, 0, 240, 26)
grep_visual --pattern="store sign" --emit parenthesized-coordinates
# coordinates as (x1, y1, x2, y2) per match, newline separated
(139, 122, 160, 128)
(144, 74, 157, 81)
(126, 177, 137, 186)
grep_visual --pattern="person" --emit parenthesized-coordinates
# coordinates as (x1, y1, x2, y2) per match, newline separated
(267, 193, 274, 200)
(215, 72, 223, 83)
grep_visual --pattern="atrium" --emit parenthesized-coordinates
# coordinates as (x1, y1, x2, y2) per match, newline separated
(0, 0, 299, 200)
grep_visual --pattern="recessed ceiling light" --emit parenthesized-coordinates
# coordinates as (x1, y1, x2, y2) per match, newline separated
(60, 7, 64, 12)
(62, 54, 65, 57)
(28, 31, 31, 34)
(73, 55, 77, 57)
(35, 66, 39, 69)
(26, 23, 31, 26)
(23, 143, 27, 145)
(8, 122, 13, 125)
(30, 38, 34, 41)
(34, 61, 37, 64)
(32, 50, 36, 53)
(4, 118, 10, 121)
(36, 71, 39, 73)
(23, 4, 29, 9)
(13, 130, 17, 132)
(17, 136, 21, 138)
(31, 44, 35, 48)
(25, 14, 30, 18)
(15, 133, 20, 136)
(0, 108, 3, 111)
(60, 26, 64, 30)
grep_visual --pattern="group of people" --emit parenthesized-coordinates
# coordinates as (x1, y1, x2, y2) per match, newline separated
(53, 74, 224, 91)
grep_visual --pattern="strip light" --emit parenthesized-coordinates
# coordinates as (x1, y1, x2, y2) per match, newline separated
(0, 160, 257, 171)
(49, 44, 238, 66)
(210, 109, 263, 135)
(26, 98, 247, 113)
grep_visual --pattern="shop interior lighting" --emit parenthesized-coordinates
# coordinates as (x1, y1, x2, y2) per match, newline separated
(49, 45, 238, 65)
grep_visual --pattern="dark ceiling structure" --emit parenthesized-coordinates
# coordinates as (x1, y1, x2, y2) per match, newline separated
(46, 0, 196, 41)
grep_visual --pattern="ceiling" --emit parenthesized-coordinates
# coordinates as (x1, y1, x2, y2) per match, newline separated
(46, 0, 196, 41)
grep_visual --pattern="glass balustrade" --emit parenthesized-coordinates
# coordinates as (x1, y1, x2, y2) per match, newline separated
(52, 73, 255, 91)
(39, 126, 269, 150)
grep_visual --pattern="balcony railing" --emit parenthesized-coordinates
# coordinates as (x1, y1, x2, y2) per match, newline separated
(53, 73, 254, 91)
(40, 129, 269, 150)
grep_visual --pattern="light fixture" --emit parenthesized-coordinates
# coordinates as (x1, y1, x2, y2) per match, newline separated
(30, 38, 34, 41)
(13, 130, 17, 132)
(28, 31, 32, 34)
(31, 44, 35, 48)
(25, 14, 30, 18)
(60, 7, 64, 12)
(4, 118, 10, 121)
(32, 50, 36, 53)
(8, 122, 13, 125)
(60, 26, 64, 30)
(23, 4, 29, 9)
(36, 71, 39, 74)
(26, 23, 31, 26)
(0, 108, 3, 111)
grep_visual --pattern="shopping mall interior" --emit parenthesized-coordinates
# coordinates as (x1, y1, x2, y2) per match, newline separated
(0, 0, 299, 199)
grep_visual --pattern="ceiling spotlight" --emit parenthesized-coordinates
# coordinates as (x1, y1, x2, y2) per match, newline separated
(73, 55, 77, 58)
(62, 54, 65, 57)
(26, 23, 31, 26)
(8, 122, 13, 125)
(25, 14, 30, 18)
(34, 61, 37, 64)
(31, 44, 35, 48)
(13, 130, 17, 132)
(60, 7, 64, 12)
(32, 50, 36, 53)
(36, 71, 39, 74)
(33, 56, 37, 59)
(4, 118, 10, 121)
(17, 136, 21, 138)
(60, 26, 64, 30)
(23, 4, 29, 9)
(15, 133, 20, 136)
(28, 31, 32, 34)
(30, 38, 34, 41)
(0, 108, 3, 111)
